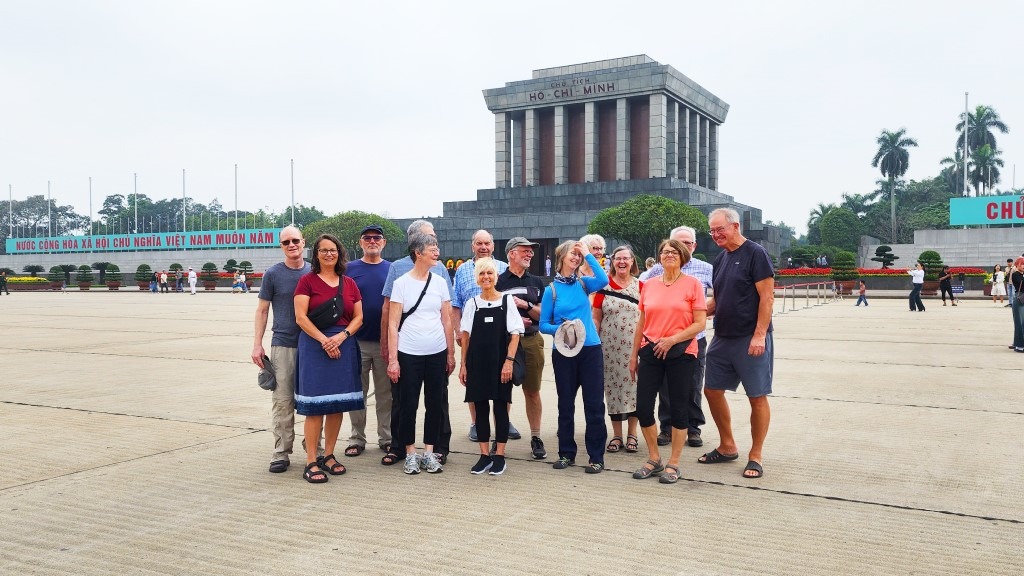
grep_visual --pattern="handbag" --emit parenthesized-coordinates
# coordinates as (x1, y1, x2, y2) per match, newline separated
(640, 335, 693, 361)
(398, 272, 432, 332)
(308, 279, 344, 330)
(500, 295, 526, 386)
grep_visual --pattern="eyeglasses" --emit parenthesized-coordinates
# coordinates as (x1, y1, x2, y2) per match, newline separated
(281, 238, 302, 246)
(361, 235, 383, 242)
(709, 225, 734, 235)
(318, 249, 339, 255)
(612, 257, 633, 262)
(660, 250, 681, 257)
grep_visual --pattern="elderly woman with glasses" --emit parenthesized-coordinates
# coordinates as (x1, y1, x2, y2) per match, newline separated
(579, 234, 608, 277)
(592, 245, 643, 455)
(628, 239, 706, 484)
(386, 233, 456, 475)
(293, 234, 365, 483)
(540, 240, 609, 473)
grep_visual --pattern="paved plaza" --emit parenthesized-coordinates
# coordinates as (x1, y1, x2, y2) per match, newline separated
(0, 290, 1020, 575)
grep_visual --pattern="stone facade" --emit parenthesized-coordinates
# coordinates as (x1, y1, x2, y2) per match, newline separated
(383, 55, 781, 271)
(860, 228, 1024, 269)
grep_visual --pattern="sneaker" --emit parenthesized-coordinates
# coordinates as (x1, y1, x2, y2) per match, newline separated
(468, 424, 478, 442)
(552, 456, 575, 469)
(507, 422, 522, 440)
(657, 432, 671, 446)
(530, 437, 547, 460)
(585, 462, 604, 474)
(470, 455, 493, 474)
(687, 430, 703, 448)
(422, 451, 444, 474)
(436, 452, 448, 466)
(403, 453, 421, 475)
(488, 455, 507, 475)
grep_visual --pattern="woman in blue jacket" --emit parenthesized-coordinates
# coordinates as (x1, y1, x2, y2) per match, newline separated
(540, 240, 609, 473)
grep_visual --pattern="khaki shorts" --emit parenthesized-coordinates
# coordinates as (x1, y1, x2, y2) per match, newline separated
(520, 332, 545, 393)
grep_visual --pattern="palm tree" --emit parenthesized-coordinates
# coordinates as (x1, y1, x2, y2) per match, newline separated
(806, 201, 837, 244)
(872, 128, 918, 243)
(940, 149, 971, 195)
(969, 144, 1004, 195)
(956, 105, 1010, 154)
(840, 192, 878, 218)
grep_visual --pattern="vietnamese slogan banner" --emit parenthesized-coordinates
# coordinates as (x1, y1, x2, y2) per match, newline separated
(6, 228, 283, 254)
(949, 195, 1024, 226)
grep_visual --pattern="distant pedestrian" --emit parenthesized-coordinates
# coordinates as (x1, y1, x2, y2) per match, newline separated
(991, 265, 1006, 305)
(855, 281, 868, 306)
(187, 267, 197, 295)
(938, 266, 955, 306)
(150, 270, 158, 293)
(160, 271, 169, 293)
(175, 269, 184, 292)
(0, 271, 8, 295)
(545, 256, 552, 277)
(908, 262, 926, 312)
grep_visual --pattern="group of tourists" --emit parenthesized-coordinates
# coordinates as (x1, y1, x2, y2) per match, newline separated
(252, 207, 776, 484)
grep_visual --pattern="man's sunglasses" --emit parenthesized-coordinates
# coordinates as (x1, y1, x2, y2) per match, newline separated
(280, 238, 302, 246)
(361, 235, 384, 241)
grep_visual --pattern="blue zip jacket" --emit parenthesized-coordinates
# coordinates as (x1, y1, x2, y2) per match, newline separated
(539, 253, 608, 348)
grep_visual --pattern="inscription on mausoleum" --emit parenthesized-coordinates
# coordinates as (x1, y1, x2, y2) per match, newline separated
(528, 77, 616, 102)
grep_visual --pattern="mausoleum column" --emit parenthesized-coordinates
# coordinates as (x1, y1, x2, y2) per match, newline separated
(699, 116, 709, 187)
(495, 112, 511, 188)
(708, 122, 719, 190)
(554, 105, 568, 184)
(525, 109, 539, 186)
(688, 110, 700, 184)
(584, 102, 598, 182)
(666, 100, 677, 178)
(616, 98, 630, 180)
(649, 94, 667, 178)
(679, 104, 689, 181)
(512, 114, 523, 187)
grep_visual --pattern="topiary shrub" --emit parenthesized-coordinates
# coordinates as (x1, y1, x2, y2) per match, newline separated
(237, 260, 254, 275)
(47, 265, 64, 283)
(870, 245, 899, 269)
(135, 264, 153, 282)
(0, 267, 16, 276)
(76, 265, 94, 283)
(224, 259, 238, 273)
(22, 264, 45, 277)
(830, 251, 858, 281)
(169, 263, 183, 272)
(917, 250, 943, 281)
(106, 264, 122, 282)
(201, 262, 219, 281)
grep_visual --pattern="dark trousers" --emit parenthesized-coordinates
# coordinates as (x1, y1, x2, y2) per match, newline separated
(552, 344, 607, 464)
(639, 348, 697, 430)
(396, 350, 448, 449)
(909, 284, 925, 311)
(659, 337, 707, 434)
(473, 400, 509, 444)
(939, 282, 954, 303)
(1013, 300, 1024, 349)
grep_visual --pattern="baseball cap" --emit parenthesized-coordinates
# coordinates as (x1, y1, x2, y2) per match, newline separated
(360, 224, 385, 236)
(505, 237, 540, 253)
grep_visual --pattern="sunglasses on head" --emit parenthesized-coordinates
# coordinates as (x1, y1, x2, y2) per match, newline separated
(281, 238, 302, 246)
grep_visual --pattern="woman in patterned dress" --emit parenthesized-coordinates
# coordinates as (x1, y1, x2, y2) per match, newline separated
(592, 246, 642, 454)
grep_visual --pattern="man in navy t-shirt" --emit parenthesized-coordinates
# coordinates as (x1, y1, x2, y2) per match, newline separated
(343, 224, 393, 457)
(698, 208, 775, 480)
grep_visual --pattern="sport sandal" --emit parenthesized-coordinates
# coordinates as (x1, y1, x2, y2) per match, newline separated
(632, 459, 665, 479)
(303, 462, 328, 484)
(659, 464, 680, 484)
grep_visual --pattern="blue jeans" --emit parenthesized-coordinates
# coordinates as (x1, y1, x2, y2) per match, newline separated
(1012, 299, 1024, 349)
(909, 284, 925, 311)
(855, 295, 868, 306)
(552, 344, 607, 464)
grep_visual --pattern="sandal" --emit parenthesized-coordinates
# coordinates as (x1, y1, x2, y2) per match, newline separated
(743, 460, 764, 479)
(606, 436, 624, 453)
(697, 448, 740, 464)
(632, 459, 664, 479)
(344, 444, 364, 457)
(381, 444, 400, 466)
(303, 462, 328, 483)
(624, 434, 639, 453)
(318, 454, 346, 475)
(659, 464, 680, 484)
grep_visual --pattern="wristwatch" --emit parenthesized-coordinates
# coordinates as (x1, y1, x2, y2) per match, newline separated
(505, 356, 515, 362)
(342, 328, 351, 338)
(525, 302, 533, 311)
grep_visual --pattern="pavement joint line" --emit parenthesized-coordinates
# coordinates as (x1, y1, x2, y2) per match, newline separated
(0, 347, 253, 364)
(0, 429, 262, 494)
(0, 400, 264, 432)
(779, 355, 1021, 370)
(446, 450, 1024, 526)
(768, 395, 1024, 416)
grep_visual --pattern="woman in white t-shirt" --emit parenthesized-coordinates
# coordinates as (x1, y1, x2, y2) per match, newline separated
(386, 233, 455, 475)
(908, 262, 926, 312)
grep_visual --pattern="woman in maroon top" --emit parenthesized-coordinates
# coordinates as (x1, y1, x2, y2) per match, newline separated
(294, 234, 364, 483)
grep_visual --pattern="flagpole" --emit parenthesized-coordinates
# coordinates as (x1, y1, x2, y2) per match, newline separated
(47, 180, 52, 237)
(962, 92, 969, 197)
(89, 176, 93, 237)
(234, 163, 238, 230)
(182, 169, 187, 233)
(134, 172, 138, 234)
(290, 158, 295, 225)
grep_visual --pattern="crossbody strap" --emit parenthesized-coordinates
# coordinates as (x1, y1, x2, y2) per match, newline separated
(398, 272, 432, 332)
(597, 288, 639, 305)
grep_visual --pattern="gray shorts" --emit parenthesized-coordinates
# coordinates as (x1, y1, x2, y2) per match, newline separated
(704, 332, 773, 397)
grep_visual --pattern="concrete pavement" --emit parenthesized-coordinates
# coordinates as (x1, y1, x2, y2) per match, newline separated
(0, 291, 1020, 575)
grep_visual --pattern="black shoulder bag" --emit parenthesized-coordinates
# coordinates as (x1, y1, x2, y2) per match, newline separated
(308, 279, 344, 331)
(597, 288, 639, 305)
(398, 272, 432, 332)
(500, 294, 527, 386)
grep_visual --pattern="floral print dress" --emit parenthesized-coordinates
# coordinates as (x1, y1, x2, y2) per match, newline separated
(596, 277, 641, 415)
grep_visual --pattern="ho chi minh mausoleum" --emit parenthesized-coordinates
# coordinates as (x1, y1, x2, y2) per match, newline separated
(388, 55, 781, 273)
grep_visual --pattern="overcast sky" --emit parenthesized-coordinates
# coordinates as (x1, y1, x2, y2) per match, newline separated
(2, 1, 1021, 235)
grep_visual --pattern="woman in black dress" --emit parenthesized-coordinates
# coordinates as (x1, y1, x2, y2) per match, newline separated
(458, 258, 524, 475)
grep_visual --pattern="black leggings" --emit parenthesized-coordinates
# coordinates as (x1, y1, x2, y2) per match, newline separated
(939, 282, 954, 302)
(473, 400, 509, 444)
(636, 347, 696, 430)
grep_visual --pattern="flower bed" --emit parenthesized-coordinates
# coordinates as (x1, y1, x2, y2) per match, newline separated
(778, 267, 985, 278)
